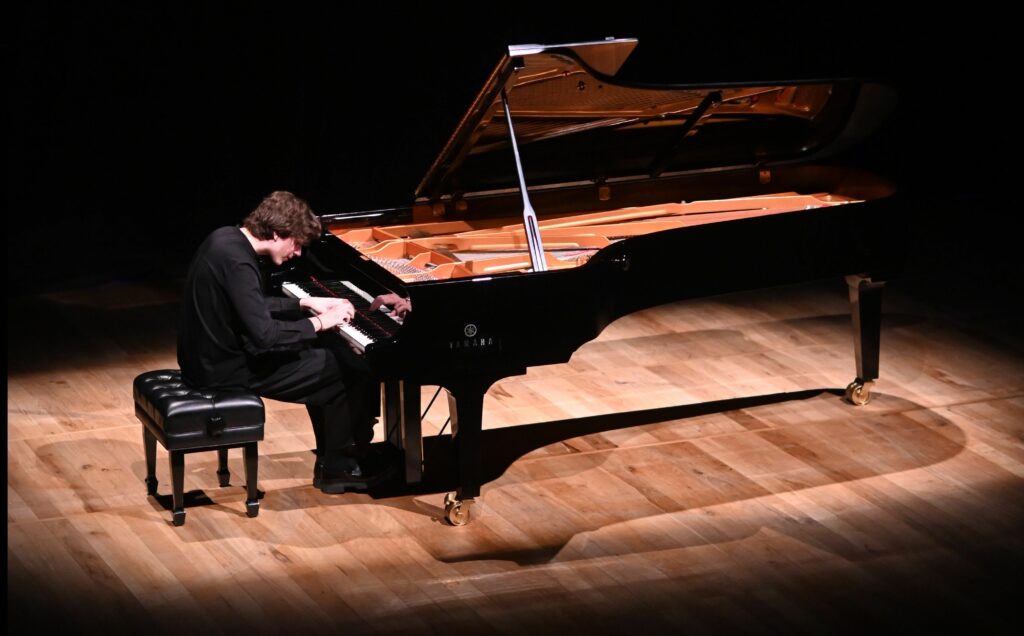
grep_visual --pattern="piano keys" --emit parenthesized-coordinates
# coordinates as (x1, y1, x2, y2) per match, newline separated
(281, 280, 402, 351)
(283, 38, 902, 525)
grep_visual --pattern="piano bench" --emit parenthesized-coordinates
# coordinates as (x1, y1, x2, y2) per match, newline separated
(133, 370, 265, 526)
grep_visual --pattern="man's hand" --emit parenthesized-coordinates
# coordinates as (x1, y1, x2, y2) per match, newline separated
(315, 299, 356, 330)
(299, 296, 350, 316)
(369, 293, 412, 319)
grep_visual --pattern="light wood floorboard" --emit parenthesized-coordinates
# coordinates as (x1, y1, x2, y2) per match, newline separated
(8, 278, 1023, 633)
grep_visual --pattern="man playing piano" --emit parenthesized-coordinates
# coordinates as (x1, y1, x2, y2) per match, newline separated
(177, 190, 400, 492)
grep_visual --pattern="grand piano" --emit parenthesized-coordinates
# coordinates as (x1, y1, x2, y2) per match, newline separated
(282, 38, 901, 525)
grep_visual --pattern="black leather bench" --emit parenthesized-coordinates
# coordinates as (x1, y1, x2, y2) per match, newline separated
(133, 370, 264, 526)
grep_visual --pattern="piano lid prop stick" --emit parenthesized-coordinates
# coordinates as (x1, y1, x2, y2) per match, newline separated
(501, 88, 547, 272)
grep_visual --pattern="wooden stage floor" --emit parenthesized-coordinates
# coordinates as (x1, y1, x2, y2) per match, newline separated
(7, 272, 1024, 634)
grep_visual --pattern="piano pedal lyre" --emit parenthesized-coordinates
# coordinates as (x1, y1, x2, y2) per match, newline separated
(844, 379, 874, 406)
(443, 492, 474, 526)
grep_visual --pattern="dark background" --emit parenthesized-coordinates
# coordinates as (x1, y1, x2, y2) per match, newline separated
(6, 5, 1017, 310)
(5, 5, 1022, 631)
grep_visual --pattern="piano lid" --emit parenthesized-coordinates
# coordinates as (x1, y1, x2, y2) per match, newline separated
(416, 38, 894, 204)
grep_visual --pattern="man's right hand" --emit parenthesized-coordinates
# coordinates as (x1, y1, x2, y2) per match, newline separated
(315, 299, 355, 330)
(369, 293, 412, 318)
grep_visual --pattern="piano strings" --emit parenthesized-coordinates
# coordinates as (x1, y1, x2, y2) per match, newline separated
(330, 193, 860, 283)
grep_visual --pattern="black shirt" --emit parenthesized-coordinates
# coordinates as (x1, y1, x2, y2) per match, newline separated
(177, 226, 316, 387)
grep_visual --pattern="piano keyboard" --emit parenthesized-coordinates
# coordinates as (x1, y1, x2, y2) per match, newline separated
(282, 280, 403, 351)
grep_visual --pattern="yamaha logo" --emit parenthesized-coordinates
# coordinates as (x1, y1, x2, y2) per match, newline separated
(463, 324, 478, 337)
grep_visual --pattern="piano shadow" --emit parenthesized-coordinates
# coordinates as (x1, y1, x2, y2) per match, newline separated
(368, 389, 967, 564)
(385, 389, 852, 495)
(377, 387, 931, 496)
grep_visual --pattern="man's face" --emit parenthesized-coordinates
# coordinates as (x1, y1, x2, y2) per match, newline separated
(269, 235, 302, 265)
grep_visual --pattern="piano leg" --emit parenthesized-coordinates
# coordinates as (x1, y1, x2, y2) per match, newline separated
(846, 274, 886, 405)
(383, 380, 401, 448)
(444, 384, 486, 526)
(400, 381, 422, 484)
(383, 380, 423, 484)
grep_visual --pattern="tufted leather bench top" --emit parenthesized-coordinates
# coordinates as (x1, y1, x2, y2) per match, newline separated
(133, 370, 264, 451)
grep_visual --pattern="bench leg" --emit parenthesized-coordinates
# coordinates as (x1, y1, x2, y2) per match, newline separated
(244, 442, 259, 518)
(143, 427, 158, 496)
(170, 450, 186, 526)
(217, 448, 230, 487)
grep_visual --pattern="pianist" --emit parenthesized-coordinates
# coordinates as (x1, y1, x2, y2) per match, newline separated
(177, 190, 398, 492)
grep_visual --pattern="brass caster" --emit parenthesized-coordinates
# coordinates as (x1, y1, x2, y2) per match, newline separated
(845, 380, 874, 406)
(443, 493, 473, 526)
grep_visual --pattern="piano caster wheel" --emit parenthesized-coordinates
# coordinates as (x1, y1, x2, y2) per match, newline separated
(245, 499, 260, 518)
(845, 380, 874, 406)
(444, 492, 473, 526)
(172, 509, 186, 526)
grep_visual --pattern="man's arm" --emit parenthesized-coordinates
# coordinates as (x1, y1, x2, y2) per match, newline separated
(266, 295, 301, 317)
(221, 258, 317, 349)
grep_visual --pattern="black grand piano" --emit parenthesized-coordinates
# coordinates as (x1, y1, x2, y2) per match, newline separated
(282, 38, 901, 525)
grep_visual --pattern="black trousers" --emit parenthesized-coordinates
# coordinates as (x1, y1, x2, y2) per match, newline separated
(247, 337, 378, 465)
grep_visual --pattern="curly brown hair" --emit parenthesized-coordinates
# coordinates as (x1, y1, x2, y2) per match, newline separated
(242, 191, 321, 245)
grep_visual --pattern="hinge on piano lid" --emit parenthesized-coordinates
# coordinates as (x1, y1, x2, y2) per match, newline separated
(427, 195, 468, 218)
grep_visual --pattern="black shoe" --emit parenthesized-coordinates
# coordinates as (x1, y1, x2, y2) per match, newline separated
(318, 470, 373, 493)
(312, 459, 324, 489)
(354, 442, 400, 467)
(317, 450, 399, 494)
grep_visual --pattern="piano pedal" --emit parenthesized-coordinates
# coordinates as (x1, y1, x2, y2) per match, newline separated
(845, 379, 874, 406)
(443, 492, 474, 526)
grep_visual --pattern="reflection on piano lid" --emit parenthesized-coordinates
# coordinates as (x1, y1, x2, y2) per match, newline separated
(415, 38, 891, 207)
